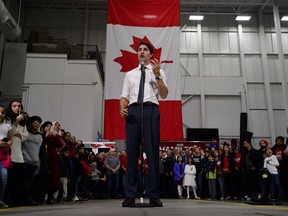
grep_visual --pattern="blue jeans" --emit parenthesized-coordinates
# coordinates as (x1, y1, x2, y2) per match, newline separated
(74, 175, 82, 198)
(218, 177, 225, 198)
(0, 161, 8, 201)
(270, 174, 285, 199)
(208, 179, 216, 200)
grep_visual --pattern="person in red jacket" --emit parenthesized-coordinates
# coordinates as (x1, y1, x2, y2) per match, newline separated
(44, 122, 65, 204)
(221, 144, 235, 200)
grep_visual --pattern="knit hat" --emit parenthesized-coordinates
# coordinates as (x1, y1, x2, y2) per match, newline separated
(259, 139, 269, 147)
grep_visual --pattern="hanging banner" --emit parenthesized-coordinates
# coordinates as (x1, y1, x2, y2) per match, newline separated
(104, 0, 183, 140)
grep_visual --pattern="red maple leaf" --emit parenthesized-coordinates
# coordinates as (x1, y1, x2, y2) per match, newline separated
(114, 50, 139, 72)
(114, 36, 171, 72)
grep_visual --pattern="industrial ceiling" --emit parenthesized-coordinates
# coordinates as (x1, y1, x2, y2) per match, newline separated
(20, 0, 288, 14)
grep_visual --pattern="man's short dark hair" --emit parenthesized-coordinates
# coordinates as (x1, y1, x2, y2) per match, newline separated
(138, 42, 154, 54)
(276, 136, 284, 142)
(243, 139, 252, 146)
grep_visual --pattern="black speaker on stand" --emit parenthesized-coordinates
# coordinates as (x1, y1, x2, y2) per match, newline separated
(240, 112, 247, 152)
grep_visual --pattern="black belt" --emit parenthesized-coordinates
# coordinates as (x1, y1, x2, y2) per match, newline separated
(130, 102, 158, 107)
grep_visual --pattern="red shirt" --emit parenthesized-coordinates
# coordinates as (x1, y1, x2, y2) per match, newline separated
(223, 156, 231, 173)
(119, 155, 127, 173)
(234, 153, 241, 168)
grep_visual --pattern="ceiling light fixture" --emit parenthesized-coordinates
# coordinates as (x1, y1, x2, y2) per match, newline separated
(189, 15, 204, 21)
(235, 16, 251, 21)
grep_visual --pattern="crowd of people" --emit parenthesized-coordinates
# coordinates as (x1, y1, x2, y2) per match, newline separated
(0, 100, 106, 208)
(159, 138, 288, 202)
(1, 100, 288, 209)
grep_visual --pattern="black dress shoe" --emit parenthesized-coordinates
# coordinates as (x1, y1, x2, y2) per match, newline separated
(24, 199, 40, 206)
(149, 198, 163, 207)
(122, 198, 135, 207)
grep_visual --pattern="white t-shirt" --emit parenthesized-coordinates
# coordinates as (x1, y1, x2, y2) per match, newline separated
(0, 122, 12, 140)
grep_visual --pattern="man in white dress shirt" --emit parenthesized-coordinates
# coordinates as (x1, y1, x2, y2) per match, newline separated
(120, 42, 168, 207)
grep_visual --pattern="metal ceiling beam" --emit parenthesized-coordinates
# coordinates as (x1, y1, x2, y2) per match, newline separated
(21, 0, 288, 13)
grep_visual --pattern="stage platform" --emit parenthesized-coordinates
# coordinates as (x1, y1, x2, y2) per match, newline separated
(0, 199, 288, 216)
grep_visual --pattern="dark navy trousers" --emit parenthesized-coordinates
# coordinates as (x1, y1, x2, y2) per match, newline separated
(124, 103, 160, 199)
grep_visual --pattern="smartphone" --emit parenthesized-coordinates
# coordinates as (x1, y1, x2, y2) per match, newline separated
(50, 126, 54, 132)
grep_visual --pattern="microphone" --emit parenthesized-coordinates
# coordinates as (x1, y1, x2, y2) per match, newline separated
(140, 61, 145, 75)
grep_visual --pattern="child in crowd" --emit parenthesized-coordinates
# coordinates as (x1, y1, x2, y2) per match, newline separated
(174, 155, 185, 198)
(183, 157, 199, 199)
(206, 154, 217, 200)
(59, 147, 73, 202)
(0, 105, 13, 208)
(89, 162, 101, 199)
(263, 147, 285, 200)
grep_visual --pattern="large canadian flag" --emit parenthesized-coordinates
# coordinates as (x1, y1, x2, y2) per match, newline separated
(104, 0, 183, 140)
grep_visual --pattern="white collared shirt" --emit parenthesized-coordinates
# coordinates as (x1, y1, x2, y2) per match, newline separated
(120, 63, 167, 105)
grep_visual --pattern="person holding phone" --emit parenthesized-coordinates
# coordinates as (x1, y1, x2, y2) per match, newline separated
(43, 121, 65, 204)
(5, 100, 29, 206)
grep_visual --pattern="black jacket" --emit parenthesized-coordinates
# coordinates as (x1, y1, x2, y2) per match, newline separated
(241, 147, 261, 171)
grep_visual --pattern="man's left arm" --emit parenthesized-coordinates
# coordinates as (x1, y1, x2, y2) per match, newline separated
(156, 77, 168, 99)
(151, 59, 168, 99)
